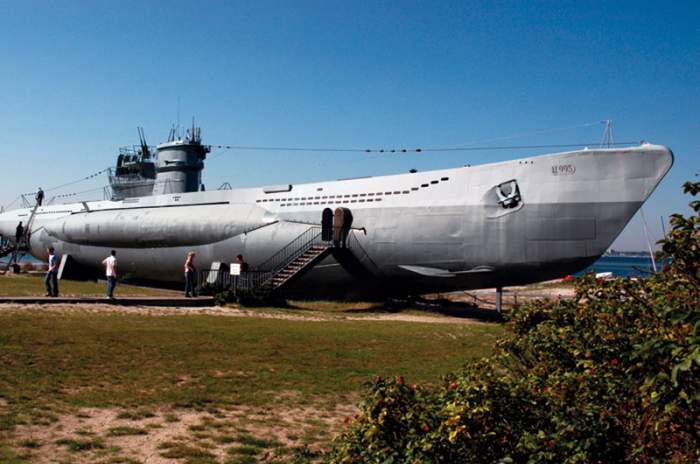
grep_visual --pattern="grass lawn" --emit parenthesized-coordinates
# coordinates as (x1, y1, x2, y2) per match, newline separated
(0, 307, 503, 462)
(0, 274, 507, 461)
(0, 273, 178, 297)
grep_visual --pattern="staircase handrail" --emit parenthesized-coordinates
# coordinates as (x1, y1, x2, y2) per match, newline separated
(237, 270, 275, 292)
(18, 202, 41, 249)
(255, 226, 327, 274)
(221, 226, 375, 297)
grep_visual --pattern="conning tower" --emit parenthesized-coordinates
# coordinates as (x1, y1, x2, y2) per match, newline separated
(153, 123, 210, 195)
(109, 127, 157, 200)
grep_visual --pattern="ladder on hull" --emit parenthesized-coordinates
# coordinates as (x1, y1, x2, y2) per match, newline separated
(1, 201, 41, 273)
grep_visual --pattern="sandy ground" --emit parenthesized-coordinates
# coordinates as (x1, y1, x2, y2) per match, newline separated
(0, 280, 575, 325)
(9, 401, 358, 463)
(454, 283, 575, 308)
(0, 302, 492, 325)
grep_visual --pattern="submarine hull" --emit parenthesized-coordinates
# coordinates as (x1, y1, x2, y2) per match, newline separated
(0, 144, 673, 298)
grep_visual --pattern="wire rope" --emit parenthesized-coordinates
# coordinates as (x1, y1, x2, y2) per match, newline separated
(207, 141, 638, 154)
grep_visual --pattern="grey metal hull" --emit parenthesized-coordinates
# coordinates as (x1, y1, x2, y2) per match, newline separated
(0, 144, 672, 298)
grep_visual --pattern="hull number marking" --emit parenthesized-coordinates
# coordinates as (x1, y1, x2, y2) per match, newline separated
(551, 164, 576, 176)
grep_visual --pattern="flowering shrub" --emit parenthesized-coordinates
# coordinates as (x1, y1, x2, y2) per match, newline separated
(328, 180, 700, 463)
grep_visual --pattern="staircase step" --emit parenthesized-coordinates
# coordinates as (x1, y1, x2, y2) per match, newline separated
(245, 228, 335, 294)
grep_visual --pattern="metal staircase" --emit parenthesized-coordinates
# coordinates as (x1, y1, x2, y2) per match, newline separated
(0, 237, 14, 259)
(268, 243, 331, 289)
(236, 226, 333, 299)
(200, 225, 378, 301)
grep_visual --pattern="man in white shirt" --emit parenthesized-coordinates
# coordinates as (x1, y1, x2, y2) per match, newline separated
(45, 247, 59, 297)
(102, 250, 118, 299)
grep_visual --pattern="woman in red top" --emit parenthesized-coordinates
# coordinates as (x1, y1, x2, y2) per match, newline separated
(184, 251, 196, 297)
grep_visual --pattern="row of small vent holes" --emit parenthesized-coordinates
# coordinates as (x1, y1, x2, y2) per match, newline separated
(255, 176, 450, 207)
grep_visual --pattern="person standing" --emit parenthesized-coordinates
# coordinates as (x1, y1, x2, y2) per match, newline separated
(102, 250, 118, 299)
(235, 254, 249, 272)
(35, 188, 44, 206)
(184, 251, 196, 297)
(15, 221, 23, 243)
(44, 247, 59, 297)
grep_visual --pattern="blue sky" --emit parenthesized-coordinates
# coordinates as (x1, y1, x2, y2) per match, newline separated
(0, 0, 697, 250)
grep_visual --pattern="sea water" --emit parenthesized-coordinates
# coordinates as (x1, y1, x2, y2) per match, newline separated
(576, 256, 662, 278)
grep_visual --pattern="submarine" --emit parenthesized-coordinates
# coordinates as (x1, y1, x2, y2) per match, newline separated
(0, 124, 673, 299)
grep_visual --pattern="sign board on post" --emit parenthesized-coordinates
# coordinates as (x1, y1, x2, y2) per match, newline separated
(207, 261, 223, 284)
(230, 263, 242, 276)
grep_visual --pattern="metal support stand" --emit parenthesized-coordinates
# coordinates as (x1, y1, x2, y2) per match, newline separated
(496, 286, 503, 314)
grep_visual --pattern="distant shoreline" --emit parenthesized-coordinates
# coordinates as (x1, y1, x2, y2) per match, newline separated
(604, 250, 656, 258)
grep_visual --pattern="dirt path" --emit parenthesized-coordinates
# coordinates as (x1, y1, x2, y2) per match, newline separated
(0, 280, 577, 324)
(8, 401, 358, 463)
(0, 302, 496, 324)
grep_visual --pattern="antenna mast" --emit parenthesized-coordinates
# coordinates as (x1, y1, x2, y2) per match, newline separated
(600, 120, 614, 148)
(137, 126, 151, 159)
(176, 96, 181, 139)
(640, 208, 658, 273)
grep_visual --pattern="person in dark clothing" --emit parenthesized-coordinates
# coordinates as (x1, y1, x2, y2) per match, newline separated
(15, 222, 23, 243)
(235, 254, 249, 272)
(45, 247, 59, 297)
(35, 188, 44, 206)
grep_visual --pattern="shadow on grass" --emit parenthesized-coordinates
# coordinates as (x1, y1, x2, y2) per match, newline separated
(417, 299, 505, 322)
(236, 294, 506, 323)
(337, 298, 505, 323)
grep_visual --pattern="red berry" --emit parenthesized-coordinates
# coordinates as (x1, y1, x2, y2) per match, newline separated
(450, 382, 458, 390)
(422, 424, 430, 433)
(610, 358, 619, 366)
(395, 376, 403, 385)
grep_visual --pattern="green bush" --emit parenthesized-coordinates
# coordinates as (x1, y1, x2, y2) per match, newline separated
(328, 180, 700, 464)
